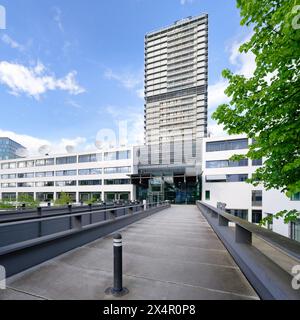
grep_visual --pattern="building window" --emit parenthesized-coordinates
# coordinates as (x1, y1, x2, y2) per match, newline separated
(226, 174, 248, 182)
(291, 219, 300, 242)
(17, 182, 34, 188)
(1, 162, 16, 169)
(35, 181, 55, 187)
(104, 152, 117, 161)
(17, 160, 34, 168)
(206, 174, 248, 183)
(2, 193, 16, 201)
(104, 150, 131, 161)
(78, 154, 102, 163)
(78, 180, 102, 186)
(226, 209, 248, 220)
(252, 190, 262, 206)
(56, 156, 77, 165)
(56, 170, 77, 177)
(18, 173, 34, 179)
(206, 138, 248, 152)
(291, 192, 300, 201)
(79, 192, 101, 202)
(35, 158, 54, 166)
(35, 171, 54, 178)
(104, 167, 131, 174)
(1, 174, 16, 179)
(17, 161, 27, 168)
(78, 168, 102, 175)
(252, 159, 262, 166)
(117, 150, 131, 160)
(55, 180, 77, 187)
(104, 179, 130, 185)
(206, 159, 248, 168)
(205, 190, 210, 200)
(1, 183, 16, 188)
(36, 193, 54, 201)
(252, 210, 262, 224)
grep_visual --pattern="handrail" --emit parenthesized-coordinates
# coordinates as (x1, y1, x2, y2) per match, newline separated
(0, 203, 164, 227)
(197, 201, 300, 300)
(197, 201, 300, 260)
(0, 202, 145, 223)
(0, 202, 131, 216)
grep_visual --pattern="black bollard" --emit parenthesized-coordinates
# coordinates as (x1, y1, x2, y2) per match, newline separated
(105, 233, 128, 297)
(37, 207, 42, 217)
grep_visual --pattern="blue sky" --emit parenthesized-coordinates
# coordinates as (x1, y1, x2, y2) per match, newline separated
(0, 0, 255, 155)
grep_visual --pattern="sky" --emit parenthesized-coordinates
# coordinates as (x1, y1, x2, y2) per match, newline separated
(0, 0, 255, 156)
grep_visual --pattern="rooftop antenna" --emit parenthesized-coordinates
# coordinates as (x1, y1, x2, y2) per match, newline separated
(15, 148, 29, 158)
(38, 145, 51, 156)
(65, 145, 75, 154)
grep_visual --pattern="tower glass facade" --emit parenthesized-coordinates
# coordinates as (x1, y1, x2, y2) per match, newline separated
(0, 138, 25, 160)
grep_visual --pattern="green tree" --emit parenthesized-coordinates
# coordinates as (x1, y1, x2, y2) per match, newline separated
(212, 0, 300, 225)
(85, 196, 99, 205)
(17, 194, 40, 208)
(54, 192, 72, 206)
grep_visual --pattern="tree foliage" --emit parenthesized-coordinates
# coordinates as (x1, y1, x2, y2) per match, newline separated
(212, 0, 300, 225)
(17, 194, 40, 208)
(54, 192, 72, 206)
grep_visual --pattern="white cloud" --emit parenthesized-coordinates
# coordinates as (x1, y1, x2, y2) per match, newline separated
(0, 60, 85, 99)
(0, 129, 88, 156)
(208, 34, 256, 110)
(104, 68, 144, 98)
(1, 34, 25, 51)
(136, 87, 144, 99)
(228, 35, 256, 78)
(208, 79, 229, 110)
(207, 33, 256, 137)
(105, 105, 144, 145)
(207, 122, 228, 138)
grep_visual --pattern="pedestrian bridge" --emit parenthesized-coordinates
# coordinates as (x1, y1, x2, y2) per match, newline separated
(0, 204, 299, 300)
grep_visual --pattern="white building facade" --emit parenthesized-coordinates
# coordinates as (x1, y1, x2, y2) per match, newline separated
(0, 147, 136, 204)
(202, 135, 300, 242)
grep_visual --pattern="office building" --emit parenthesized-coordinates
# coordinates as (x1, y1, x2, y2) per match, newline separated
(0, 147, 135, 203)
(0, 137, 26, 160)
(144, 14, 208, 145)
(131, 14, 208, 204)
(202, 135, 300, 242)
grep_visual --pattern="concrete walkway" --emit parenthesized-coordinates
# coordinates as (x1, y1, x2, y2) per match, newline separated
(0, 205, 259, 300)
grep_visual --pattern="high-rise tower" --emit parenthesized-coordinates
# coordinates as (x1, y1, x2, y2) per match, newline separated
(144, 14, 208, 149)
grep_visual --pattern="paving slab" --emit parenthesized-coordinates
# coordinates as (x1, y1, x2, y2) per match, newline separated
(1, 205, 259, 300)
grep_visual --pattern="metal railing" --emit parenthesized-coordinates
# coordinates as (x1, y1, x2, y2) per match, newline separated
(0, 202, 168, 247)
(0, 201, 170, 277)
(197, 201, 300, 300)
(0, 202, 139, 223)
